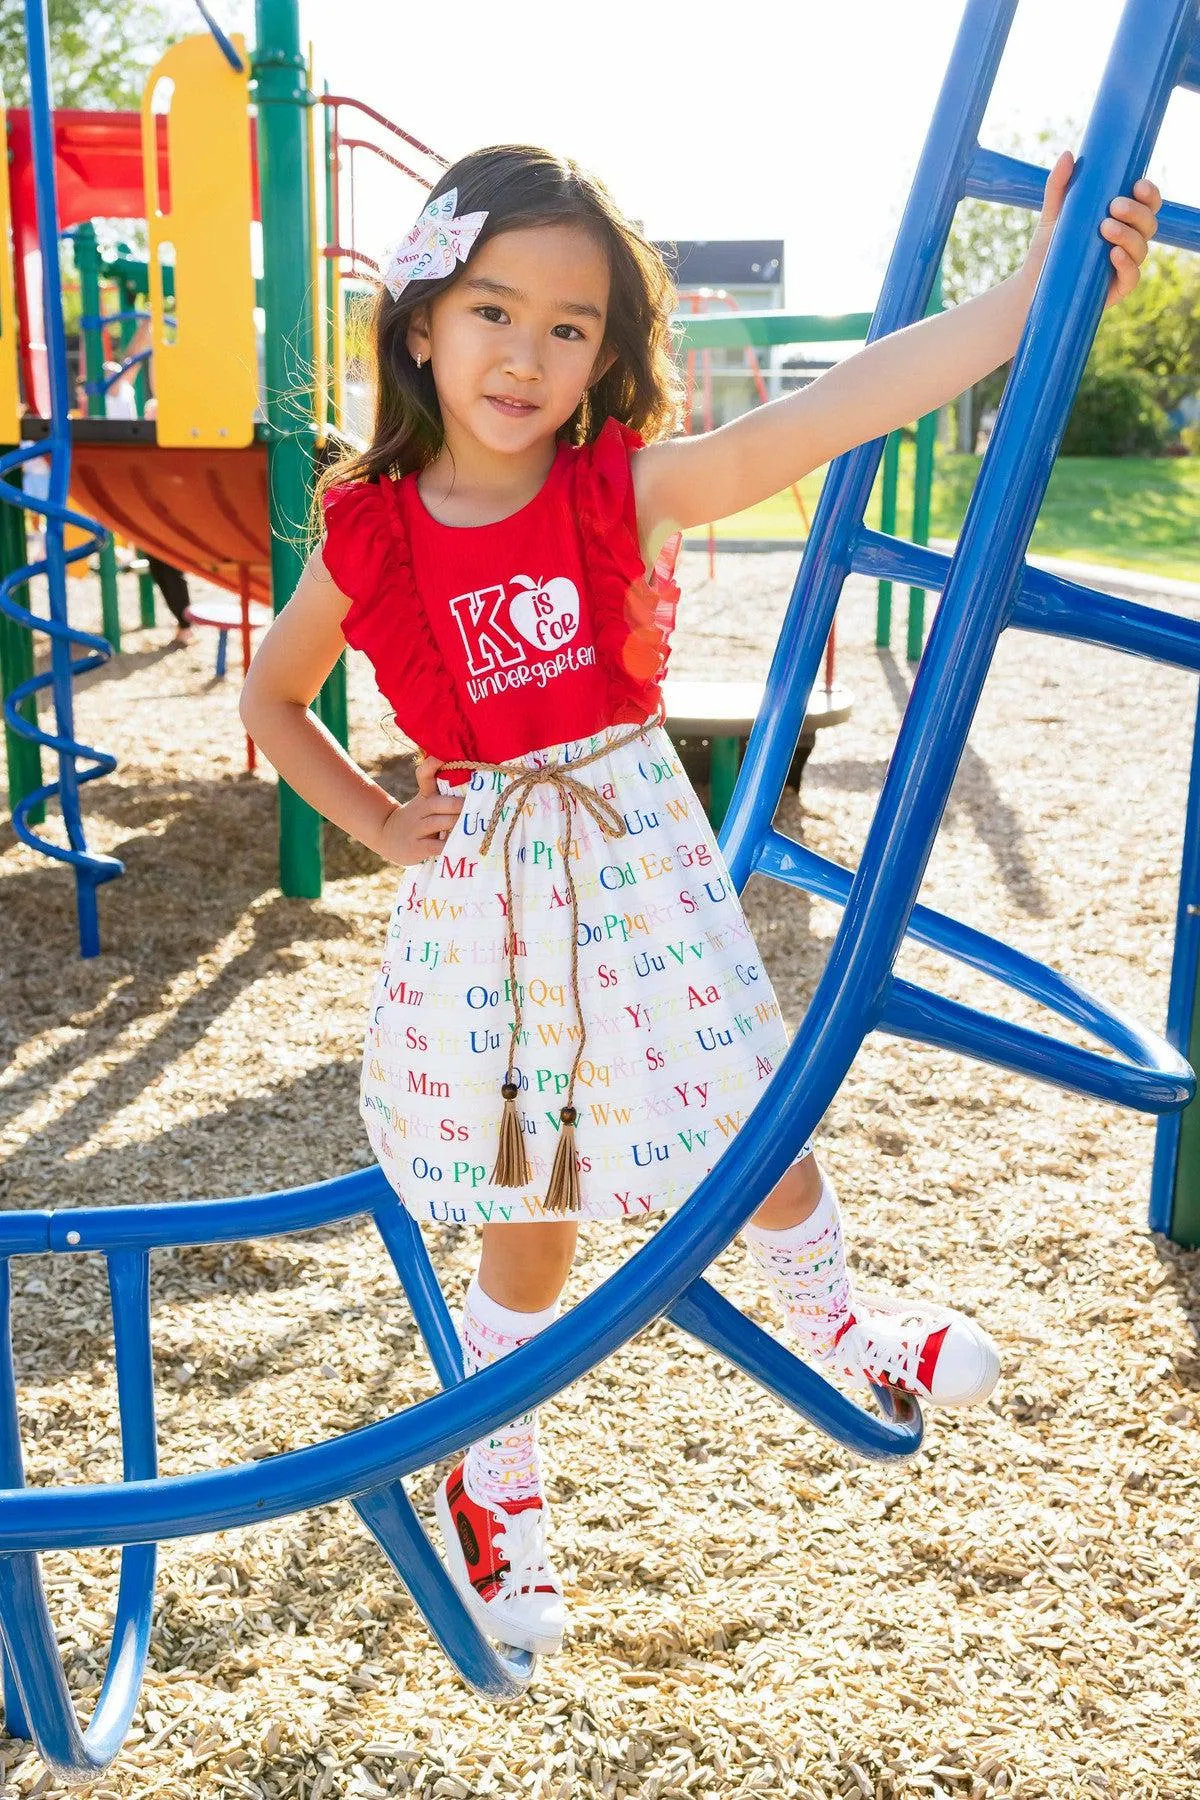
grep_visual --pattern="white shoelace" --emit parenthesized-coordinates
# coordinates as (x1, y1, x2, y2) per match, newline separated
(830, 1290, 956, 1391)
(833, 1313, 924, 1389)
(493, 1507, 561, 1601)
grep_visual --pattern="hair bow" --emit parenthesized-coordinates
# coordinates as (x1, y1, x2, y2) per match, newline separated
(381, 188, 489, 300)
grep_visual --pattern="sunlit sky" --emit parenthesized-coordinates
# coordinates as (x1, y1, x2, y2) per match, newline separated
(273, 0, 1200, 314)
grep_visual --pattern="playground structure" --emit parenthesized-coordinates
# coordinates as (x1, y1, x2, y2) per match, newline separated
(674, 290, 942, 664)
(0, 0, 449, 954)
(668, 292, 944, 817)
(0, 0, 1199, 1781)
(0, 6, 948, 965)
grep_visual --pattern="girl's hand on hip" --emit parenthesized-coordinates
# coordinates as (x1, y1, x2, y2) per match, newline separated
(1021, 150, 1161, 309)
(375, 754, 464, 865)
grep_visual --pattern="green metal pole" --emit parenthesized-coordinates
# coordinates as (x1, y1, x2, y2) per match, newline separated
(876, 429, 900, 648)
(254, 0, 323, 897)
(906, 269, 943, 664)
(74, 224, 122, 652)
(1172, 965, 1200, 1245)
(906, 408, 936, 662)
(116, 263, 157, 628)
(118, 263, 149, 415)
(0, 466, 45, 825)
(315, 81, 350, 753)
(709, 737, 740, 832)
(317, 660, 349, 750)
(136, 559, 157, 628)
(75, 223, 103, 404)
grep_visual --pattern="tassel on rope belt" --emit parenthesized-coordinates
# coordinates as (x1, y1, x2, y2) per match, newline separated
(441, 713, 661, 1214)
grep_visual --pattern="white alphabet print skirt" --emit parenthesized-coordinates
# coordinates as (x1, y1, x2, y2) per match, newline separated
(359, 718, 808, 1226)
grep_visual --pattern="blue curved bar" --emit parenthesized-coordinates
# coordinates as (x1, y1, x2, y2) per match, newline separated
(757, 830, 1194, 1113)
(0, 0, 1190, 1557)
(966, 146, 1200, 256)
(852, 527, 1200, 675)
(353, 1483, 534, 1697)
(371, 1196, 464, 1391)
(0, 1253, 158, 1776)
(1, 0, 1197, 1749)
(883, 979, 1192, 1111)
(1151, 687, 1200, 1229)
(0, 1162, 390, 1258)
(81, 348, 153, 399)
(0, 1029, 923, 1551)
(667, 1279, 923, 1461)
(0, 1265, 29, 1741)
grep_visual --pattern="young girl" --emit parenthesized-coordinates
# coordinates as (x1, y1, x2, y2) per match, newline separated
(240, 145, 1159, 1659)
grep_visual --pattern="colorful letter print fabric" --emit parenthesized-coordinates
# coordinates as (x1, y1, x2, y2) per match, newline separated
(360, 724, 796, 1225)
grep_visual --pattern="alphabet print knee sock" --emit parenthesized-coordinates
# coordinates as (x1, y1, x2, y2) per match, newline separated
(460, 1277, 560, 1511)
(741, 1168, 852, 1360)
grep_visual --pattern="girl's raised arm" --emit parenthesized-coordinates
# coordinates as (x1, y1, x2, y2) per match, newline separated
(633, 154, 1160, 538)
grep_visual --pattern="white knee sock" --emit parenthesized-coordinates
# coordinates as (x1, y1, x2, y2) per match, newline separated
(460, 1277, 559, 1511)
(741, 1170, 853, 1359)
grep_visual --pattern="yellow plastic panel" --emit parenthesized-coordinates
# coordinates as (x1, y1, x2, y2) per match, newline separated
(142, 35, 257, 448)
(0, 90, 21, 440)
(63, 518, 92, 576)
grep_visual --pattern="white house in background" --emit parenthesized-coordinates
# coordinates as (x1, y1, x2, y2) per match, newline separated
(656, 239, 785, 429)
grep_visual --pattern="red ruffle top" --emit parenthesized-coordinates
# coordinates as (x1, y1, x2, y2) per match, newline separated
(321, 418, 679, 786)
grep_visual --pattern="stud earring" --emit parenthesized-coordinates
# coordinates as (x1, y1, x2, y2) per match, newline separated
(415, 351, 424, 369)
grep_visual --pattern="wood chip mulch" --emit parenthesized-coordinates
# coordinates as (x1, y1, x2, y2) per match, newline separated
(1, 549, 1198, 1799)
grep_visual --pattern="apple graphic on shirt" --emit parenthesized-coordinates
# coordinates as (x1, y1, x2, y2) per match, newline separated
(507, 574, 580, 651)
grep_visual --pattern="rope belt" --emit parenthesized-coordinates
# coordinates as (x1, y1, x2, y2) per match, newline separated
(438, 711, 662, 1214)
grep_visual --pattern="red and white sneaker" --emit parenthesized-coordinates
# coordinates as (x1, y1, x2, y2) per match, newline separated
(823, 1291, 1000, 1407)
(434, 1462, 565, 1655)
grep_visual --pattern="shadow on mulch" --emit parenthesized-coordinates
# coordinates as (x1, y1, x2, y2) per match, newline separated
(871, 647, 1054, 919)
(0, 769, 390, 1174)
(1153, 1236, 1200, 1380)
(29, 633, 183, 686)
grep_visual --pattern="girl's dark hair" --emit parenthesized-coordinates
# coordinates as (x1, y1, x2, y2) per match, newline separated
(316, 144, 681, 506)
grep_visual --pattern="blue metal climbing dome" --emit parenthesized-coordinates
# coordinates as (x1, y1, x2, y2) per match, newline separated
(4, 0, 1200, 1778)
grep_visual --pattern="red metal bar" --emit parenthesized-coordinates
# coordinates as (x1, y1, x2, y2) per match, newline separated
(324, 243, 380, 274)
(338, 135, 429, 186)
(320, 95, 448, 170)
(239, 563, 256, 773)
(320, 98, 446, 324)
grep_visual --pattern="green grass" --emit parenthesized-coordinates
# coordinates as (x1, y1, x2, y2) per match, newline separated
(707, 450, 1200, 585)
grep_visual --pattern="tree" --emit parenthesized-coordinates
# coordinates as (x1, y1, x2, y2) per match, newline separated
(1060, 365, 1170, 456)
(0, 0, 178, 110)
(1090, 245, 1200, 417)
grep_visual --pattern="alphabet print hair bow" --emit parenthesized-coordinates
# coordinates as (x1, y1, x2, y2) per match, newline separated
(381, 189, 489, 300)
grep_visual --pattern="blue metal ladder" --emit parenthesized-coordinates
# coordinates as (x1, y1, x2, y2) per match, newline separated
(3, 0, 1200, 1777)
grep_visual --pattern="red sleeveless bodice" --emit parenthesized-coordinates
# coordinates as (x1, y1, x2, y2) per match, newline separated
(320, 419, 679, 784)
